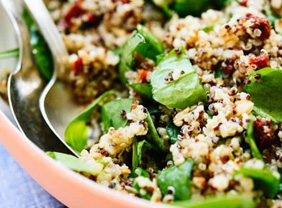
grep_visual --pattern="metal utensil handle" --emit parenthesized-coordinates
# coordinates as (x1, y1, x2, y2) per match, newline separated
(23, 0, 68, 75)
(0, 0, 34, 73)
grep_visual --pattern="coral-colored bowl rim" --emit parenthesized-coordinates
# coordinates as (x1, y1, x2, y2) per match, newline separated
(0, 110, 168, 208)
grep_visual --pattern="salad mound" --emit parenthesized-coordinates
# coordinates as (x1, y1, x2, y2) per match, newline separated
(1, 0, 281, 207)
(47, 0, 282, 207)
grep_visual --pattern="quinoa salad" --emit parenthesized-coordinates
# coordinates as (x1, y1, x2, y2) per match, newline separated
(1, 0, 282, 207)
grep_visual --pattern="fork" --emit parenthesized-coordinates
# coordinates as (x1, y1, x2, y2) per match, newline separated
(1, 0, 75, 154)
(23, 0, 84, 153)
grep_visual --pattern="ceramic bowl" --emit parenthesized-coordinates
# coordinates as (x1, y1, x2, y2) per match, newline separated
(0, 4, 165, 208)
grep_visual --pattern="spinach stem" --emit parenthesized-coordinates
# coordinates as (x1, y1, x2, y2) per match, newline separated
(0, 48, 19, 60)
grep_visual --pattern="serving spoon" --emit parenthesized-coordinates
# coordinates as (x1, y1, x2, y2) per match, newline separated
(23, 0, 84, 148)
(1, 0, 75, 155)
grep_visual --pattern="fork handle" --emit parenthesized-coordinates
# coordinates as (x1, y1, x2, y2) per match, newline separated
(23, 0, 69, 75)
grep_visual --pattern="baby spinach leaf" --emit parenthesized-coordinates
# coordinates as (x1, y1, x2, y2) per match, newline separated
(172, 194, 256, 208)
(145, 109, 167, 152)
(132, 138, 139, 175)
(151, 48, 207, 109)
(133, 180, 152, 200)
(132, 138, 152, 176)
(65, 90, 115, 152)
(157, 158, 194, 200)
(156, 53, 166, 65)
(129, 83, 153, 100)
(235, 167, 280, 198)
(118, 31, 146, 84)
(173, 0, 210, 16)
(173, 0, 232, 17)
(166, 121, 180, 144)
(245, 68, 282, 123)
(246, 117, 263, 159)
(101, 98, 133, 132)
(30, 32, 54, 80)
(136, 24, 165, 61)
(214, 0, 233, 7)
(118, 26, 165, 84)
(112, 46, 123, 56)
(133, 167, 150, 178)
(23, 10, 53, 80)
(147, 103, 160, 115)
(46, 152, 101, 175)
(279, 168, 282, 193)
(215, 68, 223, 78)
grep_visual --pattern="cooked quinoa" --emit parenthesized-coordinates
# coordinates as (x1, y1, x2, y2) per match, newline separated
(18, 0, 282, 207)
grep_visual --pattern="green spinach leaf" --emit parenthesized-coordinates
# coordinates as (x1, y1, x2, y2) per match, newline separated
(118, 26, 164, 84)
(23, 10, 53, 80)
(173, 0, 232, 17)
(156, 53, 166, 65)
(214, 0, 233, 7)
(235, 167, 280, 198)
(173, 0, 210, 16)
(172, 194, 256, 208)
(0, 48, 19, 60)
(215, 68, 223, 78)
(136, 24, 165, 61)
(133, 180, 152, 200)
(118, 31, 146, 84)
(166, 121, 180, 144)
(101, 98, 133, 132)
(279, 168, 282, 193)
(245, 68, 282, 123)
(47, 152, 101, 175)
(129, 83, 153, 100)
(147, 103, 160, 115)
(133, 167, 151, 178)
(246, 117, 263, 159)
(65, 90, 115, 152)
(151, 48, 207, 109)
(157, 158, 194, 200)
(132, 138, 152, 176)
(145, 109, 167, 151)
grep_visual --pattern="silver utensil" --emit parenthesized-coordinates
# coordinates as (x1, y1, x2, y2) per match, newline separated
(24, 0, 84, 148)
(1, 0, 75, 155)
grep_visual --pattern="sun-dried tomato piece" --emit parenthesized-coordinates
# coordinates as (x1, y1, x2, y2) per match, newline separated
(138, 69, 148, 83)
(249, 54, 269, 69)
(243, 13, 271, 41)
(253, 118, 277, 150)
(72, 57, 84, 74)
(64, 3, 85, 23)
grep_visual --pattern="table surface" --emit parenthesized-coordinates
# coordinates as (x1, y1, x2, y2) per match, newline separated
(0, 144, 66, 208)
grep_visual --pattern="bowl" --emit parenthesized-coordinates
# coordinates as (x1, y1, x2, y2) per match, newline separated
(0, 4, 165, 208)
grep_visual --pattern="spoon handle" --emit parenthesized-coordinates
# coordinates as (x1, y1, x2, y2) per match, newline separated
(23, 0, 68, 75)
